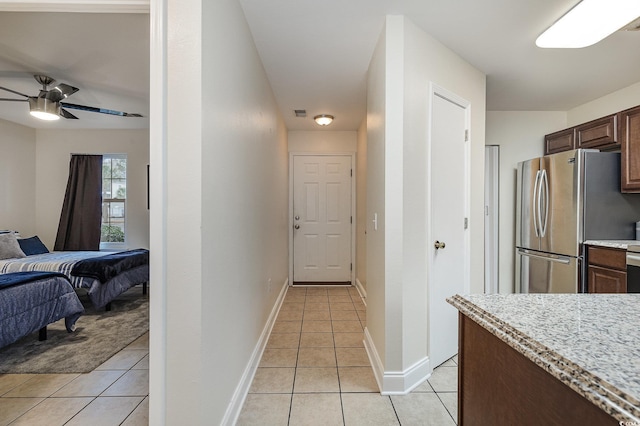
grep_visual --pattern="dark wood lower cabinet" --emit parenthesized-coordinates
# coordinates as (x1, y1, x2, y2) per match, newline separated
(588, 265, 627, 293)
(586, 246, 627, 293)
(458, 313, 617, 426)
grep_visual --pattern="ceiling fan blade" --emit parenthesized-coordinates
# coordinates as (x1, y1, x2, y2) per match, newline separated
(45, 83, 79, 102)
(0, 85, 30, 98)
(61, 102, 143, 117)
(53, 83, 79, 98)
(60, 108, 78, 119)
(0, 98, 27, 102)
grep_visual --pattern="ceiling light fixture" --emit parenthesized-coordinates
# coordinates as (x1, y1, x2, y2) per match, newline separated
(28, 97, 60, 121)
(314, 114, 334, 126)
(536, 0, 640, 48)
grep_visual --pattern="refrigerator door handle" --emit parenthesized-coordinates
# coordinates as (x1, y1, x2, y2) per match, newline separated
(518, 248, 571, 264)
(540, 169, 549, 237)
(533, 170, 541, 237)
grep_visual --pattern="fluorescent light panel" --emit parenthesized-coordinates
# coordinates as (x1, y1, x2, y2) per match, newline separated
(536, 0, 640, 48)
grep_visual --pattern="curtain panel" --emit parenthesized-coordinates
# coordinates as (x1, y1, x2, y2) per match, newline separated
(54, 154, 103, 251)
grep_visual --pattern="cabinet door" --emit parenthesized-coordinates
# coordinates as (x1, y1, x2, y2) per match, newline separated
(621, 105, 640, 192)
(588, 265, 627, 293)
(576, 114, 618, 150)
(544, 128, 575, 155)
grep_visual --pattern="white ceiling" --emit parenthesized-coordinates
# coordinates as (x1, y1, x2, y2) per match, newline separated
(0, 1, 639, 131)
(239, 0, 640, 131)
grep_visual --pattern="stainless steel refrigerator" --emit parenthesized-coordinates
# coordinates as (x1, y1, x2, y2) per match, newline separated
(516, 149, 640, 293)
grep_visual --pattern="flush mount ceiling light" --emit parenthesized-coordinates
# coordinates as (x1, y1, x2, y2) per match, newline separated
(28, 97, 61, 121)
(314, 114, 334, 126)
(536, 0, 640, 48)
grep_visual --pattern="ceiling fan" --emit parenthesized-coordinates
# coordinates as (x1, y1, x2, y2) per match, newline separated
(0, 74, 143, 121)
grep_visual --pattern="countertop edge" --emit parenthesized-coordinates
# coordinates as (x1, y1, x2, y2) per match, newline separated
(447, 294, 640, 423)
(583, 240, 638, 249)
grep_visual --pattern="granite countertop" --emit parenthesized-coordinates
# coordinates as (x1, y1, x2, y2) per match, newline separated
(447, 293, 640, 423)
(584, 240, 640, 249)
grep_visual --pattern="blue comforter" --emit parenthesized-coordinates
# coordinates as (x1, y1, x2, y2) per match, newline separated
(0, 271, 68, 289)
(0, 272, 84, 348)
(71, 249, 149, 283)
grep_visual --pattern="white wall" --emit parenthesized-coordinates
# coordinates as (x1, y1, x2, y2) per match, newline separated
(485, 111, 566, 293)
(402, 16, 486, 367)
(366, 20, 388, 371)
(365, 15, 486, 392)
(568, 81, 640, 126)
(34, 129, 149, 250)
(0, 119, 36, 236)
(288, 130, 357, 152)
(356, 120, 367, 291)
(163, 0, 289, 423)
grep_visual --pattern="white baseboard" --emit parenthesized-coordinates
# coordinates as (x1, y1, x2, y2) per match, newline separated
(355, 278, 367, 305)
(222, 278, 289, 426)
(363, 327, 431, 395)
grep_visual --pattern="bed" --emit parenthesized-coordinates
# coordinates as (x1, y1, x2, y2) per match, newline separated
(0, 249, 149, 309)
(0, 271, 84, 349)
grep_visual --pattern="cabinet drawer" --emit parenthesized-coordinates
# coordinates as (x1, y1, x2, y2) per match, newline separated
(576, 114, 618, 150)
(587, 246, 626, 270)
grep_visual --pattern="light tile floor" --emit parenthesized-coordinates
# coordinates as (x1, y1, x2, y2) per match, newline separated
(238, 286, 459, 426)
(0, 332, 149, 426)
(0, 286, 457, 425)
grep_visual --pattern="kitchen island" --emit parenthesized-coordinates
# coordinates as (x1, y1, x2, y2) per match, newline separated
(447, 293, 640, 425)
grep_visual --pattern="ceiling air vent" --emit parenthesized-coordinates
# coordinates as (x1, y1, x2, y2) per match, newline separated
(294, 109, 307, 117)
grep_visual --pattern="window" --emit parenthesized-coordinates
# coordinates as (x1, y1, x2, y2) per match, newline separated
(101, 154, 127, 247)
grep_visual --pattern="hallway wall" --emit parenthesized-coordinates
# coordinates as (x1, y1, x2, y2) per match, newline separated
(366, 15, 486, 392)
(162, 0, 289, 423)
(356, 120, 368, 292)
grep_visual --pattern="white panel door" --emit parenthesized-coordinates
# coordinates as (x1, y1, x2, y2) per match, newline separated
(429, 89, 470, 367)
(293, 155, 352, 283)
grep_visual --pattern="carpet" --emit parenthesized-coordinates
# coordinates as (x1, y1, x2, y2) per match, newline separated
(0, 285, 148, 374)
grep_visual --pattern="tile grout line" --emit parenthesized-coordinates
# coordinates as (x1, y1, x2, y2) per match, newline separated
(329, 290, 348, 426)
(286, 286, 305, 426)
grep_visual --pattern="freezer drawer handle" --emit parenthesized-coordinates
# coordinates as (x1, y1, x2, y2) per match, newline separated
(518, 249, 571, 264)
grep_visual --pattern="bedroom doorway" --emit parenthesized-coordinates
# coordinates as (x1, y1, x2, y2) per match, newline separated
(290, 154, 355, 285)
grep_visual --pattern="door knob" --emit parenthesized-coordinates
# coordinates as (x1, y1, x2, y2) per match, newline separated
(434, 240, 446, 250)
(295, 215, 300, 221)
(294, 224, 300, 230)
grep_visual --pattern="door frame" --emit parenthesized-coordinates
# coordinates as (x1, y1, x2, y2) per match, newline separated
(485, 145, 499, 293)
(426, 82, 471, 361)
(289, 152, 356, 286)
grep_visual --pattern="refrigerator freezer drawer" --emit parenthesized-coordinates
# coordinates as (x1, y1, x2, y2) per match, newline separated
(517, 248, 579, 293)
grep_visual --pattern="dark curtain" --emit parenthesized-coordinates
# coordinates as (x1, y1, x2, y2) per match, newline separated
(54, 155, 103, 251)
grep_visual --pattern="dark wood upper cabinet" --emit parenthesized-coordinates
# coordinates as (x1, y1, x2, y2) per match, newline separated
(621, 105, 640, 192)
(575, 114, 618, 150)
(544, 128, 575, 155)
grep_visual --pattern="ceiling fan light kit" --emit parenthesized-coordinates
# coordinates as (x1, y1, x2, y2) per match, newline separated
(536, 0, 640, 48)
(314, 114, 334, 126)
(0, 74, 142, 121)
(28, 97, 61, 121)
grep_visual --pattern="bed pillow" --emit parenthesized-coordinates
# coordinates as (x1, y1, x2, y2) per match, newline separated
(17, 236, 50, 256)
(0, 233, 26, 260)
